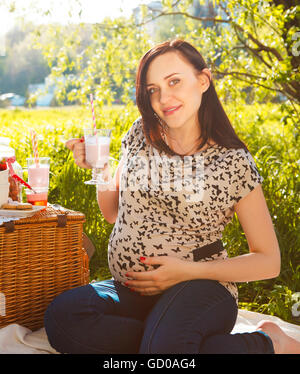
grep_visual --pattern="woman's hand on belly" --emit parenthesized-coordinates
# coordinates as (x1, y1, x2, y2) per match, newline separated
(123, 256, 190, 296)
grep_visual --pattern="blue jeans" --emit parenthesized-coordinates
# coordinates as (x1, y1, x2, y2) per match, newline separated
(44, 279, 274, 354)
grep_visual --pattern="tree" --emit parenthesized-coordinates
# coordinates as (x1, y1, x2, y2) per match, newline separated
(10, 0, 298, 127)
(31, 16, 151, 110)
(139, 0, 299, 125)
(0, 24, 50, 96)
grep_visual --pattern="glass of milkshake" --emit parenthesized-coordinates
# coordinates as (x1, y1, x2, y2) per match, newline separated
(26, 186, 48, 206)
(84, 128, 112, 185)
(26, 157, 50, 206)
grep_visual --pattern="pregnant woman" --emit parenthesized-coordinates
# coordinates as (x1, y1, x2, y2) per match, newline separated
(44, 39, 300, 354)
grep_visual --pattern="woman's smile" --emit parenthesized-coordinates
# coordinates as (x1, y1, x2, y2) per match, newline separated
(162, 105, 182, 116)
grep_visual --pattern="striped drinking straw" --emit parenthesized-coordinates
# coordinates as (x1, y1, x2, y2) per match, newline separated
(30, 129, 40, 167)
(90, 94, 97, 135)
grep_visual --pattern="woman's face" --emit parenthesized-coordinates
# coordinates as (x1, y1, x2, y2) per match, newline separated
(146, 51, 210, 132)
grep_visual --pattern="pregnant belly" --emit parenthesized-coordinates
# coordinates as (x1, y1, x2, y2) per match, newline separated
(107, 240, 192, 283)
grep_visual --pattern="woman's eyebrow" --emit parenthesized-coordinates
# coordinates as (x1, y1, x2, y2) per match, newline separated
(146, 73, 180, 86)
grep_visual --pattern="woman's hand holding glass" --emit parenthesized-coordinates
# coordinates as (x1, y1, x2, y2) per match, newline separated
(65, 138, 91, 169)
(65, 137, 114, 187)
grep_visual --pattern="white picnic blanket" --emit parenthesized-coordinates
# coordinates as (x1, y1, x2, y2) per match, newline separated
(0, 216, 23, 226)
(0, 309, 299, 354)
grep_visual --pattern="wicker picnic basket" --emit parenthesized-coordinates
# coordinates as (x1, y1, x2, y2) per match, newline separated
(0, 205, 90, 331)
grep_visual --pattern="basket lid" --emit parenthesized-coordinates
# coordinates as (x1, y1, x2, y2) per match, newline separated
(10, 205, 85, 226)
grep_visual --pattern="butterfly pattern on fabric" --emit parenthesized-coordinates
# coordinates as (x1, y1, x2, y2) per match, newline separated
(108, 118, 264, 305)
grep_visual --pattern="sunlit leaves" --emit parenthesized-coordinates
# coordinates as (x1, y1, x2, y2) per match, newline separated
(31, 15, 150, 109)
(138, 0, 300, 112)
(23, 0, 299, 125)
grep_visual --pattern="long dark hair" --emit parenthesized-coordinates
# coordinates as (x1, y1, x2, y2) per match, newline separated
(135, 39, 248, 155)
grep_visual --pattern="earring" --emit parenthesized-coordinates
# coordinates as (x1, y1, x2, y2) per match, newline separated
(153, 112, 160, 123)
(154, 112, 168, 132)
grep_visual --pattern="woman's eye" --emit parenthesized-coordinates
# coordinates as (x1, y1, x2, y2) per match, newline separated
(148, 87, 157, 95)
(170, 78, 180, 86)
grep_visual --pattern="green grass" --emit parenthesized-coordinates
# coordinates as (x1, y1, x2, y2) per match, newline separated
(1, 102, 299, 324)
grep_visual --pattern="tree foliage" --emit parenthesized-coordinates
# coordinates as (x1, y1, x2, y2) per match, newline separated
(143, 1, 299, 101)
(32, 16, 151, 113)
(0, 24, 50, 96)
(2, 1, 298, 127)
(140, 0, 299, 129)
